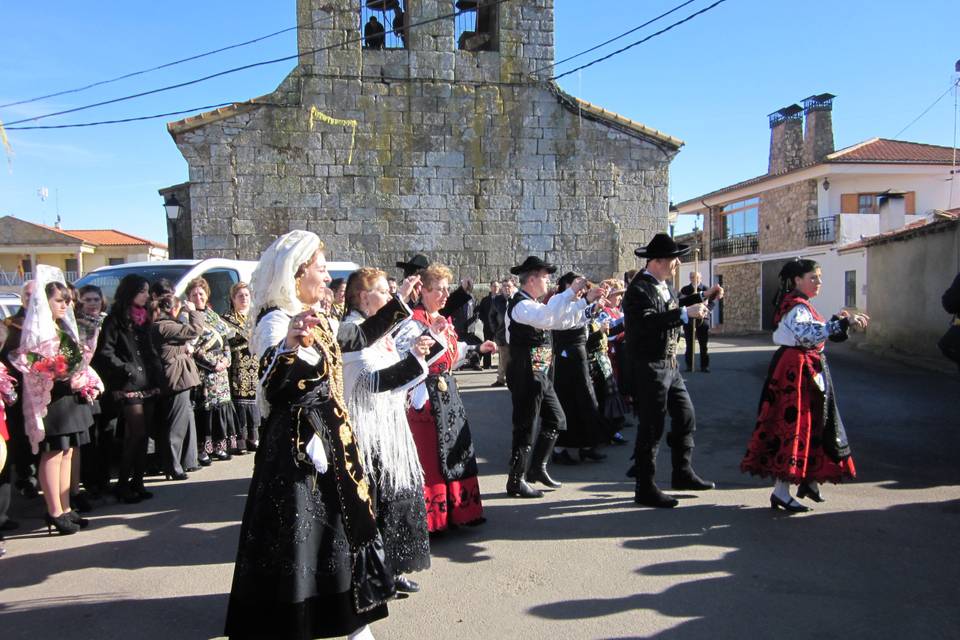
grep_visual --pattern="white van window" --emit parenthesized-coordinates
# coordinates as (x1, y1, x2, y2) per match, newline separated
(201, 268, 240, 316)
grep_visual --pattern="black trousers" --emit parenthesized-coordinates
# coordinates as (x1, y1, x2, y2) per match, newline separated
(507, 357, 566, 450)
(160, 390, 198, 475)
(81, 412, 116, 495)
(683, 321, 710, 370)
(632, 359, 696, 465)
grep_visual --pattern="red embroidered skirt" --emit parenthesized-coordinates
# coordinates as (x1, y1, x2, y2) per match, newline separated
(741, 347, 856, 484)
(407, 400, 483, 532)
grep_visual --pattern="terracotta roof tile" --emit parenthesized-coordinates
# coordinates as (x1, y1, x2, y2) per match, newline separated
(64, 229, 167, 249)
(827, 138, 958, 164)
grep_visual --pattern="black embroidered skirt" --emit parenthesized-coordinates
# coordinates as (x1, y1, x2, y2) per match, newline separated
(224, 410, 388, 639)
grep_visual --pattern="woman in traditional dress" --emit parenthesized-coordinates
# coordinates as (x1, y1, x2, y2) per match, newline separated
(552, 273, 608, 465)
(341, 267, 436, 594)
(225, 230, 413, 640)
(593, 279, 629, 446)
(741, 259, 869, 512)
(186, 277, 240, 463)
(406, 263, 495, 532)
(222, 283, 260, 453)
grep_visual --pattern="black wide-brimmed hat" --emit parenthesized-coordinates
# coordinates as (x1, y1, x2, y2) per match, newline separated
(396, 253, 430, 276)
(634, 233, 690, 259)
(510, 256, 557, 275)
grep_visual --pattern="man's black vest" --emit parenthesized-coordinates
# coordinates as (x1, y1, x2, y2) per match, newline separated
(507, 291, 549, 349)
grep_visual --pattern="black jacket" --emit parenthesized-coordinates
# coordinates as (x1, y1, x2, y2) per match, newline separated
(680, 283, 711, 327)
(94, 313, 163, 393)
(943, 272, 960, 315)
(490, 295, 509, 345)
(622, 272, 702, 361)
(476, 293, 497, 336)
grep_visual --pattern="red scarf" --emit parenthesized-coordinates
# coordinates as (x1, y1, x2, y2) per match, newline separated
(129, 306, 148, 327)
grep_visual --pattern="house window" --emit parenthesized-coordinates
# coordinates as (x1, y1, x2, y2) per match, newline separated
(108, 258, 125, 266)
(844, 270, 856, 307)
(720, 197, 760, 238)
(64, 258, 78, 278)
(455, 0, 498, 51)
(857, 194, 877, 214)
(361, 0, 407, 50)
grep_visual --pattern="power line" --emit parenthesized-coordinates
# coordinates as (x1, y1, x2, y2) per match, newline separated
(0, 15, 333, 110)
(550, 0, 729, 82)
(2, 103, 240, 130)
(3, 70, 533, 131)
(892, 78, 959, 139)
(532, 0, 699, 76)
(0, 0, 512, 128)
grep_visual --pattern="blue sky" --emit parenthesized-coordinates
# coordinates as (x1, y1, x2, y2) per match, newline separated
(1, 0, 957, 244)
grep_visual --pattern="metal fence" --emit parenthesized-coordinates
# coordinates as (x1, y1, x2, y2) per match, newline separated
(805, 215, 838, 246)
(711, 233, 758, 258)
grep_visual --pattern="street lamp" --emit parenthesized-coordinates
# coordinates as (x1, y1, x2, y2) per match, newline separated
(164, 194, 183, 220)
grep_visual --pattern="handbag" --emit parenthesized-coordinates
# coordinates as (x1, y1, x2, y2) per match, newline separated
(352, 536, 396, 614)
(937, 317, 960, 365)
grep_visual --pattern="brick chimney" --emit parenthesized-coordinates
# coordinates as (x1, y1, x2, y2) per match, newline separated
(768, 104, 804, 175)
(802, 93, 835, 165)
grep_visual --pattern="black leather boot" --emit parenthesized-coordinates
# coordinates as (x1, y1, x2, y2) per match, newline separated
(671, 447, 715, 490)
(526, 429, 562, 489)
(506, 446, 543, 498)
(633, 446, 678, 508)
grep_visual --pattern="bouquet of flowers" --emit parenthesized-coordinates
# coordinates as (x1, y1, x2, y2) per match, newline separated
(12, 265, 104, 452)
(0, 361, 17, 408)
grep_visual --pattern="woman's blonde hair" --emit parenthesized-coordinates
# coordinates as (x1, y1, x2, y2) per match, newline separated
(185, 277, 210, 297)
(230, 282, 250, 306)
(345, 267, 387, 311)
(421, 264, 453, 290)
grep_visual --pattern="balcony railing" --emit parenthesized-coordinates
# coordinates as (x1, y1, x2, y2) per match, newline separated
(711, 233, 758, 258)
(806, 215, 838, 246)
(0, 271, 83, 286)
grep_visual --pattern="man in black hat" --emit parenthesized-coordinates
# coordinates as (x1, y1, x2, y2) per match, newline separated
(504, 256, 606, 498)
(623, 233, 723, 508)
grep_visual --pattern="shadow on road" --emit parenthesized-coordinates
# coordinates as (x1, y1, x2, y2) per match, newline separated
(526, 499, 960, 639)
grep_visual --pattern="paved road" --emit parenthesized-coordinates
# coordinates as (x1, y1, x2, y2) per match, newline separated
(1, 337, 958, 640)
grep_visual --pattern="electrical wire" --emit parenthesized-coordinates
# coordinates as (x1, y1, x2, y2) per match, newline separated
(2, 103, 239, 130)
(531, 0, 699, 76)
(892, 78, 959, 139)
(0, 0, 513, 128)
(0, 15, 333, 110)
(550, 0, 729, 82)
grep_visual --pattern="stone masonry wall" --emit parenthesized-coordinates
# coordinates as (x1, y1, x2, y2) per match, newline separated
(171, 0, 677, 282)
(758, 179, 817, 255)
(714, 261, 760, 333)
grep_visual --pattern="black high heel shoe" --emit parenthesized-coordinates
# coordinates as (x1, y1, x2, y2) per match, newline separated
(796, 482, 825, 503)
(44, 513, 80, 535)
(64, 511, 89, 529)
(212, 451, 232, 461)
(197, 454, 212, 467)
(770, 494, 811, 513)
(165, 471, 189, 481)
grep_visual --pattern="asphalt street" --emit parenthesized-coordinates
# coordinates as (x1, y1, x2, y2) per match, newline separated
(1, 336, 957, 640)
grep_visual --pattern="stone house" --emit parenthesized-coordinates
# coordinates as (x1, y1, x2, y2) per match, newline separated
(0, 215, 168, 290)
(675, 94, 958, 332)
(163, 0, 683, 282)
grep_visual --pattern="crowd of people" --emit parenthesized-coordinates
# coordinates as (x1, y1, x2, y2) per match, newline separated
(0, 229, 883, 640)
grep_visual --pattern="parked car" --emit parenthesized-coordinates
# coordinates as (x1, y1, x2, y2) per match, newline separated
(0, 292, 22, 320)
(74, 258, 359, 315)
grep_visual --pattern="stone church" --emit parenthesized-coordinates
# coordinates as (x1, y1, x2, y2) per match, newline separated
(162, 0, 682, 281)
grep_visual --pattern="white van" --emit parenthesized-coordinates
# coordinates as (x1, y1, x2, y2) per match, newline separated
(75, 258, 358, 316)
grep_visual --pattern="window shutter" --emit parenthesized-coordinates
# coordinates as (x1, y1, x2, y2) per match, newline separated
(905, 191, 916, 215)
(840, 193, 858, 213)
